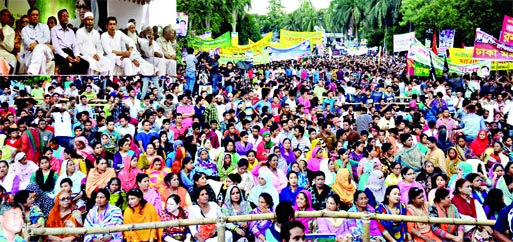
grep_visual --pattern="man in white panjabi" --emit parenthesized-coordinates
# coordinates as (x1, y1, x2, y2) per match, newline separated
(20, 7, 54, 75)
(0, 9, 16, 73)
(138, 26, 168, 77)
(101, 16, 154, 76)
(75, 11, 111, 74)
(156, 25, 177, 78)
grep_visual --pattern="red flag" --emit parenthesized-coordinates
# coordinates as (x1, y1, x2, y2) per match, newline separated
(462, 42, 466, 48)
(432, 30, 438, 55)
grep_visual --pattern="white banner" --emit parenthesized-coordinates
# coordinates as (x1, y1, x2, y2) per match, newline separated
(393, 32, 416, 52)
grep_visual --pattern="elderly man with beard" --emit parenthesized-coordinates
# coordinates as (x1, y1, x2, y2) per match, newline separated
(76, 11, 111, 75)
(140, 26, 176, 77)
(51, 9, 89, 74)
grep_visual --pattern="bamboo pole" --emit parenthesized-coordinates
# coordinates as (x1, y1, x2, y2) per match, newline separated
(30, 211, 495, 236)
(217, 214, 227, 242)
(361, 211, 371, 242)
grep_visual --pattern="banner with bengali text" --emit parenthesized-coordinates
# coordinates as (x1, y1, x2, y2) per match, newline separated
(393, 32, 416, 52)
(269, 40, 312, 61)
(221, 33, 272, 55)
(473, 29, 513, 61)
(197, 32, 232, 51)
(449, 48, 513, 70)
(500, 15, 513, 46)
(219, 51, 270, 65)
(279, 30, 323, 48)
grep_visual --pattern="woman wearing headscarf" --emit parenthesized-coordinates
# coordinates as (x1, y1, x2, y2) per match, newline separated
(331, 168, 356, 208)
(217, 140, 241, 171)
(201, 138, 221, 163)
(455, 135, 475, 161)
(346, 191, 384, 241)
(222, 185, 252, 241)
(118, 155, 142, 192)
(146, 157, 171, 193)
(195, 147, 218, 179)
(249, 193, 274, 242)
(415, 160, 443, 193)
(497, 174, 513, 205)
(106, 177, 128, 211)
(74, 136, 95, 171)
(487, 163, 504, 189)
(470, 130, 490, 158)
(288, 162, 308, 189)
(307, 146, 326, 175)
(165, 140, 185, 171)
(397, 167, 427, 205)
(248, 171, 279, 208)
(217, 153, 237, 181)
(396, 133, 424, 172)
(251, 154, 287, 193)
(55, 159, 86, 196)
(280, 138, 297, 170)
(294, 190, 315, 233)
(138, 143, 164, 171)
(256, 132, 274, 162)
(446, 147, 462, 178)
(180, 157, 195, 190)
(85, 157, 117, 198)
(136, 173, 163, 214)
(124, 134, 141, 157)
(364, 170, 387, 208)
(483, 140, 510, 169)
(46, 190, 83, 241)
(11, 152, 39, 190)
(436, 127, 453, 153)
(84, 188, 124, 242)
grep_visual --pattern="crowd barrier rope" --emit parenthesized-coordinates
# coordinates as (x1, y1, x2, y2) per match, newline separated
(28, 210, 496, 242)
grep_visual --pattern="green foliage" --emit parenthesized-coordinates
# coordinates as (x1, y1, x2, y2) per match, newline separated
(400, 0, 505, 45)
(22, 76, 51, 86)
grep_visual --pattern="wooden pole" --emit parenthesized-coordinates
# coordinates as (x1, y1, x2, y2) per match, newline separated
(30, 211, 495, 236)
(361, 211, 371, 242)
(217, 214, 227, 242)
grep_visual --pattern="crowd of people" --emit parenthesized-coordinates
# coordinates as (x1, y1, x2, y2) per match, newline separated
(1, 9, 513, 241)
(0, 7, 177, 76)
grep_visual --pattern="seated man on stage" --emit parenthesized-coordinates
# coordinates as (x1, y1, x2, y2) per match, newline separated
(20, 7, 54, 75)
(76, 12, 111, 75)
(156, 26, 177, 78)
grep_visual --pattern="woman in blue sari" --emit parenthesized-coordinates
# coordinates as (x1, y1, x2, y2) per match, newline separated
(279, 171, 305, 205)
(179, 157, 195, 189)
(376, 185, 408, 242)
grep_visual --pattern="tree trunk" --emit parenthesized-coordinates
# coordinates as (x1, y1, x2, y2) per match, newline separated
(232, 8, 237, 33)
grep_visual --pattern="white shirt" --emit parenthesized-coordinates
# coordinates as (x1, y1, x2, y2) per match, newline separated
(124, 98, 142, 119)
(51, 111, 72, 137)
(139, 38, 163, 58)
(115, 123, 136, 137)
(101, 30, 135, 56)
(21, 23, 50, 50)
(157, 37, 176, 56)
(76, 27, 104, 57)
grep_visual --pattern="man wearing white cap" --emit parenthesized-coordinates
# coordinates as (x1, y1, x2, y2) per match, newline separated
(76, 11, 111, 74)
(101, 16, 155, 76)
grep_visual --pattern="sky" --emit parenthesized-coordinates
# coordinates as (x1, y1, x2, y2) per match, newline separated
(248, 0, 332, 15)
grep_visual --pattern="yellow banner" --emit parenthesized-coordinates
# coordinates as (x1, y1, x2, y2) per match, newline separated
(449, 48, 513, 70)
(231, 32, 239, 47)
(221, 32, 272, 54)
(248, 39, 254, 44)
(279, 29, 323, 48)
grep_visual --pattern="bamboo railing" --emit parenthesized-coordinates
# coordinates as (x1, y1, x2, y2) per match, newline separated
(29, 210, 496, 242)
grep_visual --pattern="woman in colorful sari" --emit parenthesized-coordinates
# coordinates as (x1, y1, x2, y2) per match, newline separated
(195, 148, 218, 179)
(251, 154, 287, 193)
(217, 153, 237, 181)
(55, 159, 86, 197)
(307, 146, 326, 175)
(376, 185, 408, 242)
(248, 171, 279, 209)
(429, 188, 464, 242)
(249, 193, 274, 242)
(256, 132, 274, 162)
(407, 187, 442, 242)
(113, 137, 136, 172)
(189, 187, 233, 242)
(84, 188, 124, 242)
(331, 168, 356, 208)
(396, 133, 424, 172)
(470, 130, 490, 158)
(138, 143, 164, 171)
(445, 147, 462, 178)
(136, 173, 162, 214)
(160, 173, 192, 211)
(448, 162, 472, 188)
(107, 177, 128, 210)
(43, 147, 62, 175)
(201, 138, 221, 163)
(345, 191, 384, 242)
(397, 167, 427, 205)
(46, 190, 83, 241)
(454, 135, 475, 161)
(29, 156, 58, 194)
(317, 194, 352, 241)
(14, 190, 45, 242)
(483, 140, 510, 169)
(180, 157, 195, 190)
(118, 155, 142, 192)
(124, 134, 141, 157)
(487, 163, 504, 189)
(85, 157, 117, 198)
(280, 138, 297, 171)
(146, 157, 171, 192)
(26, 183, 54, 215)
(294, 190, 315, 233)
(222, 185, 252, 241)
(124, 188, 162, 242)
(160, 194, 189, 241)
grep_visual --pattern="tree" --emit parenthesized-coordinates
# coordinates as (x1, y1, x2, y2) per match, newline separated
(226, 0, 252, 33)
(325, 0, 365, 38)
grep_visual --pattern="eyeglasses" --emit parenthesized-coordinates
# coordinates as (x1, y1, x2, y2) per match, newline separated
(59, 197, 72, 202)
(76, 4, 89, 9)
